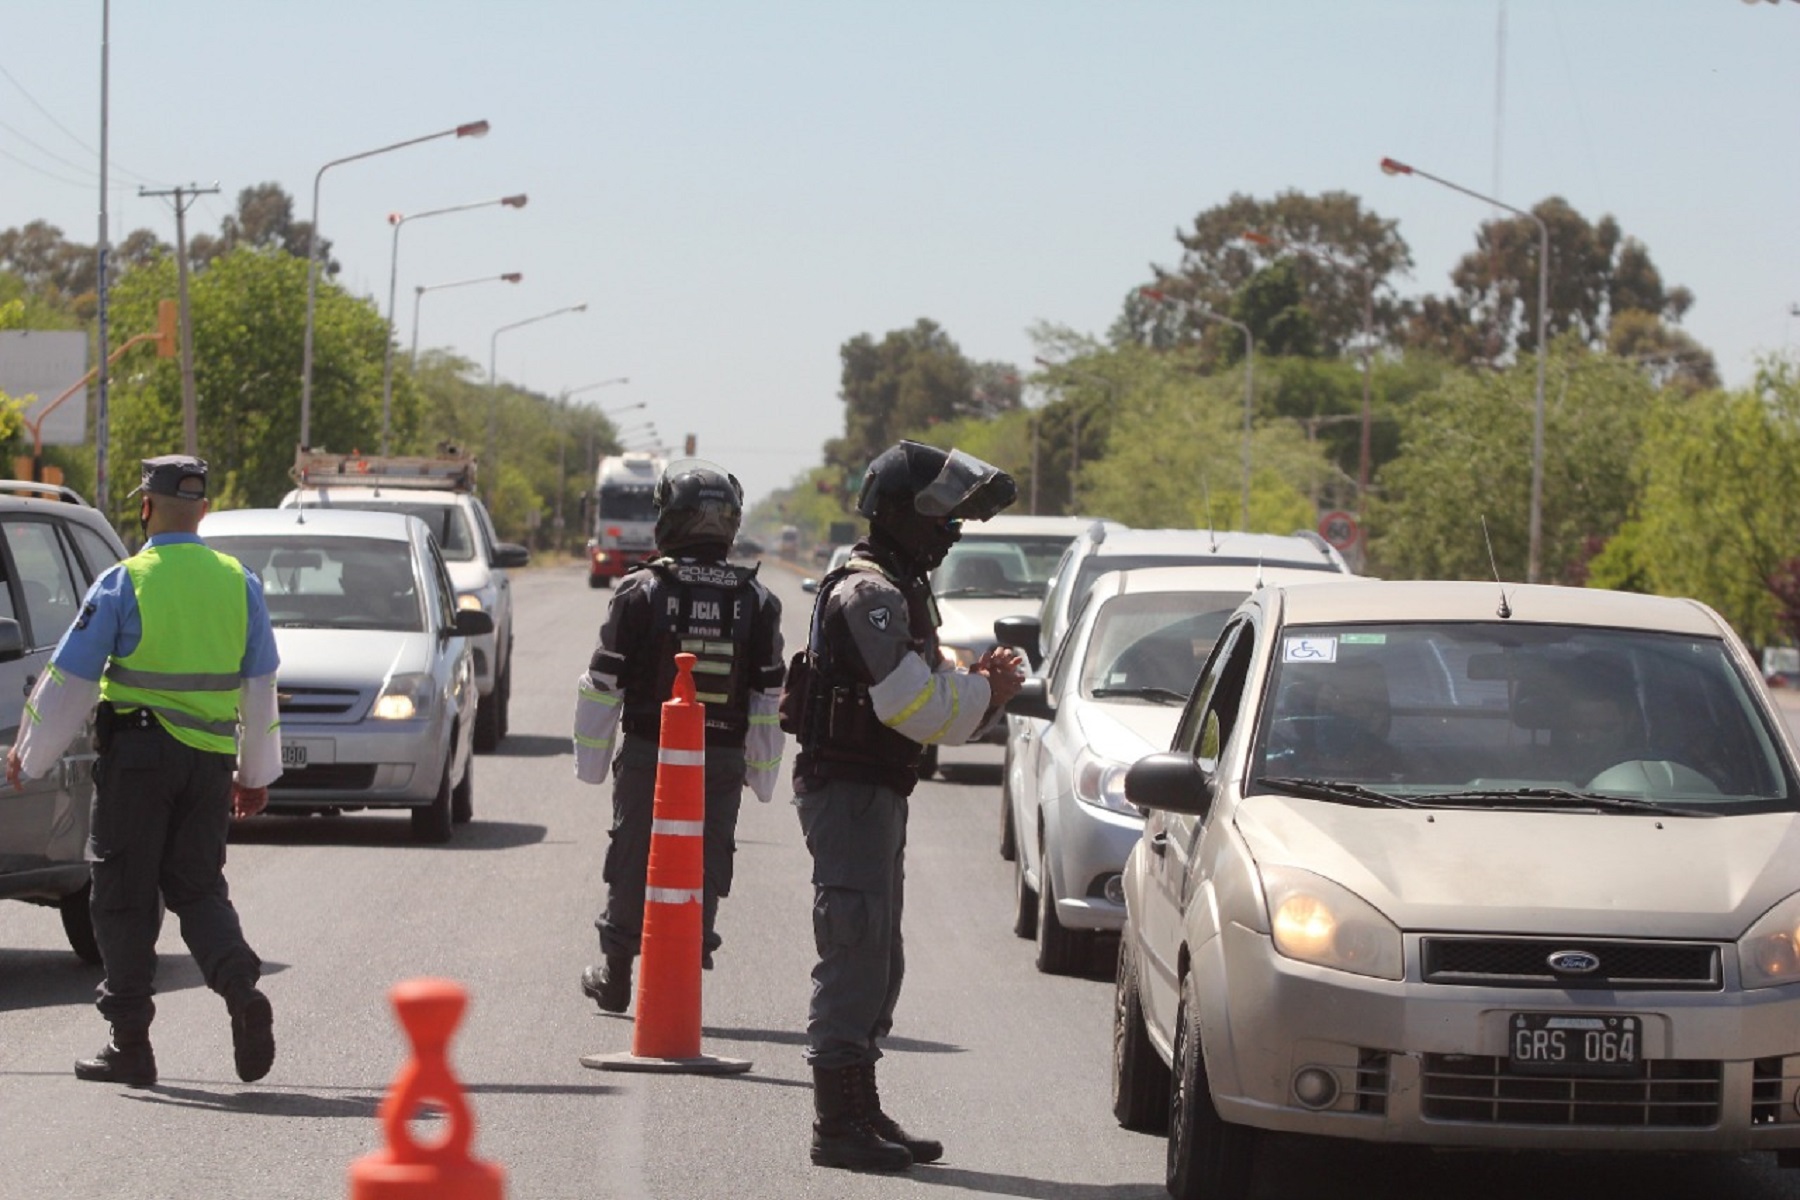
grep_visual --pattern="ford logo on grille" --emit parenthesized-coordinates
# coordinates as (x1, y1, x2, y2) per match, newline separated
(1547, 950, 1602, 974)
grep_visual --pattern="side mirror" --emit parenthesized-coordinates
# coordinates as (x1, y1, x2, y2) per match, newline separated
(492, 543, 531, 569)
(1006, 675, 1055, 722)
(0, 617, 24, 664)
(451, 609, 495, 638)
(994, 615, 1043, 671)
(801, 578, 820, 594)
(1124, 751, 1217, 818)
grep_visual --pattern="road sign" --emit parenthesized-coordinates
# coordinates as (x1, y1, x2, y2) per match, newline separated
(1318, 509, 1361, 551)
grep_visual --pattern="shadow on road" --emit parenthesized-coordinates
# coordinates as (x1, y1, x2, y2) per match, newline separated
(907, 1168, 1160, 1199)
(937, 762, 1004, 786)
(491, 734, 570, 759)
(122, 1078, 616, 1118)
(230, 817, 546, 851)
(700, 1024, 964, 1055)
(0, 953, 288, 1012)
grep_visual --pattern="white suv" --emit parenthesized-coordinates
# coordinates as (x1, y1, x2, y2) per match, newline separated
(280, 453, 527, 752)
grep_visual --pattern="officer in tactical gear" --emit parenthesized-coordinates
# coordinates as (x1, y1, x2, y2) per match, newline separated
(784, 440, 1023, 1171)
(6, 455, 281, 1087)
(573, 459, 786, 1013)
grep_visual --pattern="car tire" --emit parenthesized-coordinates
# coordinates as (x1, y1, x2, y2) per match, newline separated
(1012, 848, 1038, 939)
(1113, 928, 1171, 1132)
(452, 754, 474, 825)
(411, 764, 455, 845)
(474, 688, 501, 754)
(999, 746, 1018, 862)
(59, 881, 102, 965)
(1168, 973, 1256, 1200)
(588, 574, 604, 590)
(496, 651, 512, 740)
(1035, 862, 1082, 975)
(917, 744, 939, 781)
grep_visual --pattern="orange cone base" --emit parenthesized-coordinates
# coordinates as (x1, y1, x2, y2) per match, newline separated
(349, 1157, 505, 1200)
(579, 1050, 752, 1076)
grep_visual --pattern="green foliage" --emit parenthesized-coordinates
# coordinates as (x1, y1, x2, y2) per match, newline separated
(825, 319, 1000, 476)
(1618, 359, 1800, 643)
(1369, 343, 1653, 583)
(105, 245, 393, 513)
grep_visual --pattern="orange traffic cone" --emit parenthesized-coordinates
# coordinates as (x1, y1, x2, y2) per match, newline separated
(349, 978, 505, 1200)
(582, 653, 751, 1076)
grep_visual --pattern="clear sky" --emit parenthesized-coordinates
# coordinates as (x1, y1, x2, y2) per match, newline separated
(5, 1, 1798, 504)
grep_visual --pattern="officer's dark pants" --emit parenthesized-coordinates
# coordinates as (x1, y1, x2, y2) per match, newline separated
(796, 779, 907, 1070)
(89, 725, 261, 1035)
(596, 733, 745, 960)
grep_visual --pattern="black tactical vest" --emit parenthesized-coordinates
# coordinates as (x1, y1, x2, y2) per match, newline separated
(620, 557, 762, 745)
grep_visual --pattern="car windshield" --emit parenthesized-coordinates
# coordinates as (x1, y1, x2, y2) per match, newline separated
(209, 535, 424, 632)
(296, 500, 474, 562)
(1081, 591, 1243, 701)
(933, 535, 1074, 598)
(1252, 622, 1795, 814)
(1073, 551, 1336, 612)
(598, 483, 657, 523)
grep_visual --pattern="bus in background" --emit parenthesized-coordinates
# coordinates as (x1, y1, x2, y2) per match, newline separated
(587, 451, 664, 588)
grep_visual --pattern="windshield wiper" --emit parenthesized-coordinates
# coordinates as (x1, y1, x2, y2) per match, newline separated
(937, 587, 1026, 598)
(1256, 777, 1420, 809)
(1405, 787, 1720, 818)
(1090, 686, 1190, 705)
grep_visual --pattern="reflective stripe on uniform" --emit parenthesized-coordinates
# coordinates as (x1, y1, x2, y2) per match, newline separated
(919, 684, 960, 745)
(103, 664, 241, 692)
(884, 677, 937, 730)
(574, 733, 613, 749)
(647, 886, 703, 905)
(746, 756, 781, 771)
(147, 705, 240, 738)
(579, 686, 621, 706)
(652, 818, 704, 837)
(657, 748, 706, 767)
(748, 713, 780, 726)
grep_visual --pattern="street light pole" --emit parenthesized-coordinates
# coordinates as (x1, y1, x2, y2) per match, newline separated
(487, 303, 588, 503)
(381, 193, 526, 454)
(299, 118, 489, 450)
(1380, 155, 1550, 584)
(1140, 289, 1255, 530)
(1243, 229, 1380, 501)
(411, 272, 523, 367)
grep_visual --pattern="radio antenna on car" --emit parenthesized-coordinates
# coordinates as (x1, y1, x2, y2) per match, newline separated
(1481, 516, 1512, 619)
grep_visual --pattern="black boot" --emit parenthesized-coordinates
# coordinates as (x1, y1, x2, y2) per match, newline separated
(580, 956, 632, 1014)
(75, 1030, 157, 1087)
(225, 981, 276, 1083)
(810, 1065, 912, 1171)
(857, 1062, 944, 1164)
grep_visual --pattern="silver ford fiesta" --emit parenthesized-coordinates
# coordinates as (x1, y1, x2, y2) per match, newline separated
(1114, 580, 1800, 1198)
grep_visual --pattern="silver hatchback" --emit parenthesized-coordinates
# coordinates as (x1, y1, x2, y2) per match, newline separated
(199, 508, 491, 844)
(1116, 580, 1800, 1196)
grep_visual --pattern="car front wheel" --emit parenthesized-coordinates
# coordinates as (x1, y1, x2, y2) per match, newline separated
(1112, 927, 1171, 1131)
(1168, 973, 1255, 1200)
(452, 753, 474, 825)
(1035, 861, 1083, 975)
(1012, 848, 1037, 939)
(999, 746, 1018, 861)
(411, 764, 455, 844)
(60, 881, 102, 965)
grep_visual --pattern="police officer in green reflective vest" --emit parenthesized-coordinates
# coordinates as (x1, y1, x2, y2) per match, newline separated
(6, 455, 282, 1088)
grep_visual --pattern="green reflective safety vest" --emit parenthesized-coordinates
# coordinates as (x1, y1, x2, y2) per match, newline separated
(99, 542, 248, 755)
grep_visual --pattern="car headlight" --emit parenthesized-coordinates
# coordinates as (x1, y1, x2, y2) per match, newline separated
(372, 673, 434, 721)
(456, 591, 488, 614)
(1260, 864, 1403, 980)
(1739, 892, 1800, 989)
(1073, 746, 1137, 815)
(941, 644, 980, 669)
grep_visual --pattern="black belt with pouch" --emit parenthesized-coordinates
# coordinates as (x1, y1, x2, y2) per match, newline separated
(94, 701, 157, 752)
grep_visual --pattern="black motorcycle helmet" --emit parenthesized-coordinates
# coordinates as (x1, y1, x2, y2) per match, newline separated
(857, 441, 1017, 573)
(654, 458, 744, 555)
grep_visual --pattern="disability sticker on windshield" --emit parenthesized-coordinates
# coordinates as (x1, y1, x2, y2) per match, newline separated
(1283, 636, 1338, 663)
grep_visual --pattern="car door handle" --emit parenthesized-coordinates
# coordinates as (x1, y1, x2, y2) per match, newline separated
(1150, 831, 1170, 856)
(23, 674, 35, 695)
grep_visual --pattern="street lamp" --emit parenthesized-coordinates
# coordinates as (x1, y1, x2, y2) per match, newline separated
(1243, 229, 1380, 501)
(1140, 288, 1255, 531)
(299, 118, 489, 450)
(411, 272, 522, 366)
(381, 193, 527, 454)
(487, 303, 588, 502)
(1380, 155, 1550, 584)
(566, 377, 632, 403)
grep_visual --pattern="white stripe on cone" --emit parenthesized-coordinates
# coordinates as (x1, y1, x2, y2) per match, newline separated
(647, 887, 703, 905)
(658, 748, 706, 767)
(652, 819, 705, 838)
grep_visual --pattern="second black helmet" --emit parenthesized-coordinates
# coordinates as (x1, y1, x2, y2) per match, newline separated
(654, 459, 744, 554)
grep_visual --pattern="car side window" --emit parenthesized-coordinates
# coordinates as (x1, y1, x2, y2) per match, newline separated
(68, 521, 124, 580)
(428, 541, 458, 631)
(1046, 590, 1097, 701)
(468, 500, 500, 563)
(3, 518, 84, 650)
(1176, 619, 1250, 763)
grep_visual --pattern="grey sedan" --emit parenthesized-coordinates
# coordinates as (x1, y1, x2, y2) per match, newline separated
(200, 508, 491, 843)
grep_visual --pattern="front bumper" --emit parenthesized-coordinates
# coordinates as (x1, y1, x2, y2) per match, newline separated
(270, 720, 450, 808)
(1195, 921, 1800, 1152)
(1048, 798, 1142, 931)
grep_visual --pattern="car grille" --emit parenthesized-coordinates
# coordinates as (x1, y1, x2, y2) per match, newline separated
(1421, 937, 1721, 991)
(1355, 1049, 1389, 1115)
(1421, 1054, 1720, 1127)
(273, 764, 377, 791)
(277, 687, 363, 719)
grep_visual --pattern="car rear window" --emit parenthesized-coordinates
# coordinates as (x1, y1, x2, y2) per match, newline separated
(296, 501, 474, 562)
(207, 535, 424, 633)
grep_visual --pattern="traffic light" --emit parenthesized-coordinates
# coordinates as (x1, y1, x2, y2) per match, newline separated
(684, 433, 697, 457)
(156, 299, 178, 358)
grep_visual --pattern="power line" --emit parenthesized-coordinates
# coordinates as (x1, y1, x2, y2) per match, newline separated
(0, 56, 167, 186)
(0, 116, 104, 178)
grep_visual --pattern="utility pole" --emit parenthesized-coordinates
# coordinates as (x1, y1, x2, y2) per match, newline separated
(140, 183, 219, 455)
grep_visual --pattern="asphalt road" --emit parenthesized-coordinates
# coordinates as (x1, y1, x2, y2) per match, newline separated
(3, 557, 1800, 1199)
